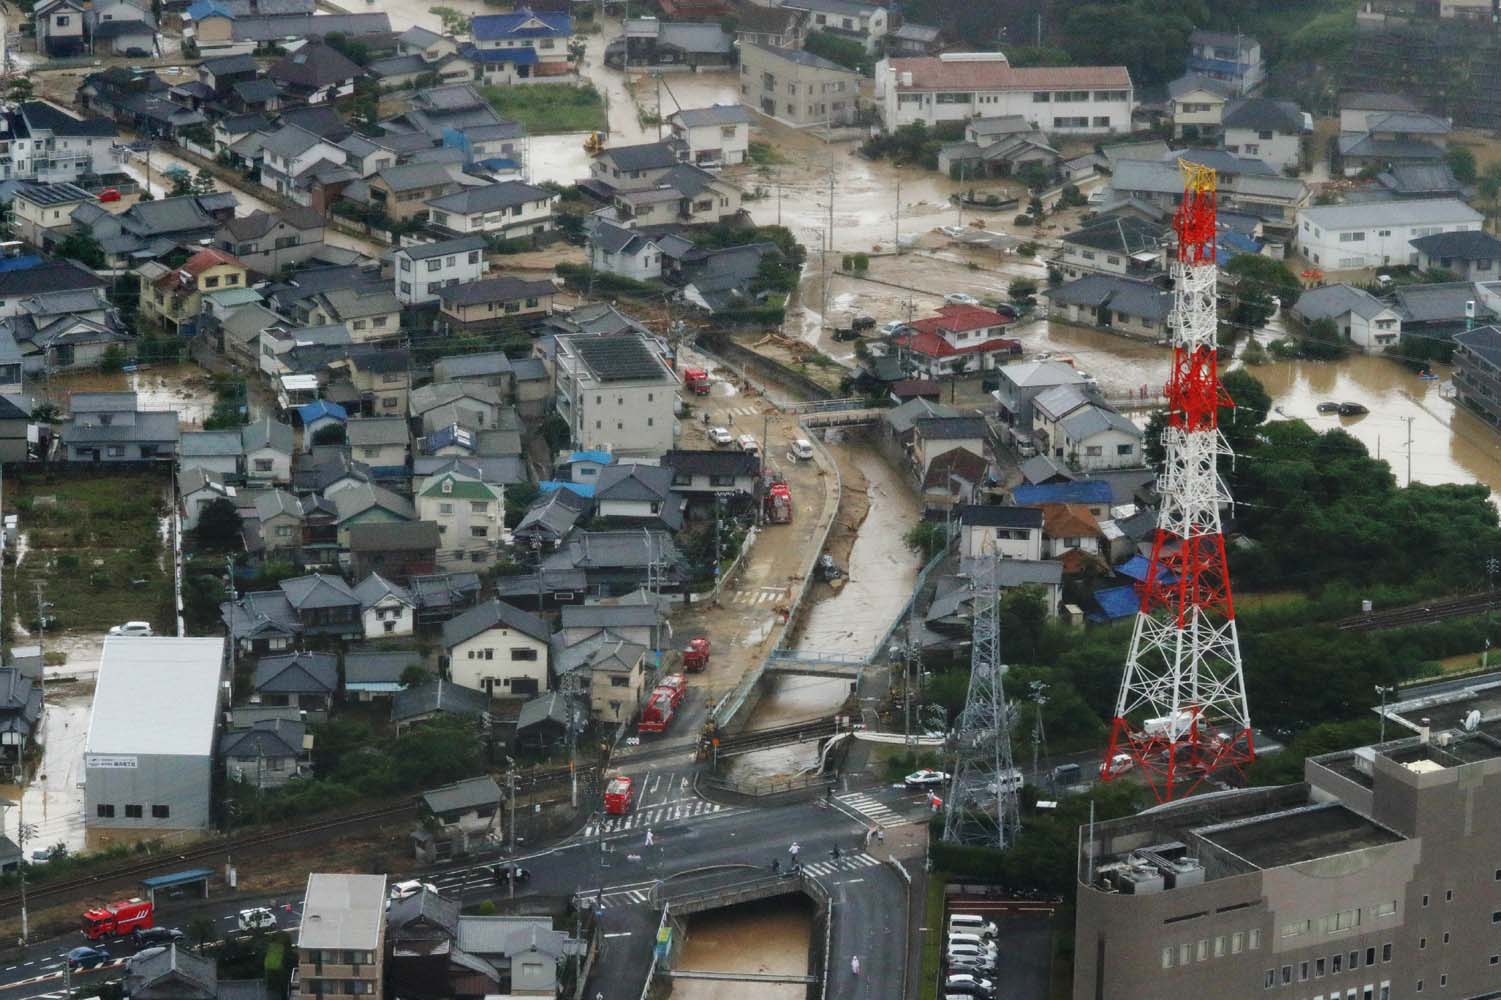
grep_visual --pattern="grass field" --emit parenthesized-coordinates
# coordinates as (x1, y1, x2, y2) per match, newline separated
(6, 471, 174, 636)
(481, 83, 606, 134)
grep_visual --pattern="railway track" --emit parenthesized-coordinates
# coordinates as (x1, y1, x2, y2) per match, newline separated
(707, 717, 839, 758)
(1335, 592, 1496, 632)
(0, 801, 416, 911)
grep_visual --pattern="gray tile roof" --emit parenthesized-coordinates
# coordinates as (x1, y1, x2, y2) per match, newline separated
(348, 520, 440, 551)
(1410, 230, 1501, 260)
(422, 774, 501, 814)
(671, 103, 752, 127)
(353, 571, 414, 609)
(335, 482, 416, 522)
(220, 717, 306, 759)
(64, 409, 179, 445)
(392, 678, 490, 723)
(1291, 283, 1395, 323)
(1455, 324, 1501, 369)
(1048, 273, 1171, 322)
(345, 648, 421, 685)
(1222, 98, 1302, 133)
(280, 572, 360, 610)
(253, 650, 338, 694)
(180, 429, 241, 457)
(346, 416, 409, 447)
(1059, 403, 1139, 442)
(434, 352, 513, 380)
(441, 597, 550, 648)
(242, 415, 293, 454)
(436, 276, 556, 309)
(426, 180, 553, 214)
(1298, 198, 1481, 231)
(1061, 215, 1166, 255)
(396, 235, 489, 261)
(1393, 281, 1494, 324)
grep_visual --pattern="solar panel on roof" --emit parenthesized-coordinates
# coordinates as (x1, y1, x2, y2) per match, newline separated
(573, 336, 664, 381)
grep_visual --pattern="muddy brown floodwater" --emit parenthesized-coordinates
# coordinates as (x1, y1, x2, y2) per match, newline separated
(671, 898, 814, 1000)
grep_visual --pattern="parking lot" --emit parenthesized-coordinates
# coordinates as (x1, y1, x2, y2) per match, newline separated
(936, 890, 1055, 1000)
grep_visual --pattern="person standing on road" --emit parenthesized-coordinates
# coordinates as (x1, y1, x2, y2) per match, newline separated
(789, 842, 800, 861)
(851, 956, 860, 976)
(644, 829, 654, 848)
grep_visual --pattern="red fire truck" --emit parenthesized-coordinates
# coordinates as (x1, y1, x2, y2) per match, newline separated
(683, 368, 711, 395)
(683, 637, 711, 672)
(764, 482, 793, 524)
(604, 775, 634, 815)
(659, 673, 687, 707)
(81, 898, 154, 940)
(639, 686, 677, 733)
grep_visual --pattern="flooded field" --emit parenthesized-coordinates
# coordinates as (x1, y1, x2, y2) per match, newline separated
(0, 681, 93, 856)
(671, 897, 814, 1000)
(36, 364, 225, 427)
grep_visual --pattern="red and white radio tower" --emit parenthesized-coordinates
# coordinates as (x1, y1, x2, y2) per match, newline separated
(1100, 162, 1253, 803)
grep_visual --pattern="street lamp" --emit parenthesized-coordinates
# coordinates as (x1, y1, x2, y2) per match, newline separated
(1375, 685, 1398, 742)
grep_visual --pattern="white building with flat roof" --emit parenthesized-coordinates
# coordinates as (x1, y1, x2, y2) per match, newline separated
(296, 873, 388, 1000)
(84, 636, 226, 847)
(1296, 198, 1483, 270)
(876, 53, 1133, 134)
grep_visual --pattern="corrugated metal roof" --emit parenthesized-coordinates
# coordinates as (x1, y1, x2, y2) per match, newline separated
(85, 637, 224, 757)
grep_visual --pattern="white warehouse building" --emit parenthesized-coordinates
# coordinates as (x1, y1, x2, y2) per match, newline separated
(876, 53, 1133, 135)
(84, 636, 227, 848)
(1295, 198, 1483, 270)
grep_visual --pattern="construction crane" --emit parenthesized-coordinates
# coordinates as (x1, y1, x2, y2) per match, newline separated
(1100, 161, 1254, 803)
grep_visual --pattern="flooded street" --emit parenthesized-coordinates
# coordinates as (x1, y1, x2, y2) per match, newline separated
(1, 681, 93, 857)
(672, 898, 813, 1000)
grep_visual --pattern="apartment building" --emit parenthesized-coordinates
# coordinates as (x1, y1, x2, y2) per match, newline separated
(295, 873, 386, 1000)
(739, 43, 863, 127)
(877, 53, 1133, 134)
(1453, 324, 1501, 431)
(416, 471, 505, 569)
(1296, 198, 1482, 270)
(1075, 675, 1501, 1000)
(553, 332, 677, 457)
(1185, 29, 1264, 95)
(392, 236, 488, 306)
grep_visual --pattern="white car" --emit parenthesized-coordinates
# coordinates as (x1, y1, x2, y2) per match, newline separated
(945, 974, 996, 997)
(237, 907, 277, 932)
(944, 292, 980, 306)
(389, 880, 438, 902)
(904, 768, 950, 788)
(1101, 752, 1135, 776)
(708, 426, 733, 446)
(880, 320, 908, 335)
(737, 434, 760, 455)
(108, 621, 153, 637)
(791, 439, 815, 461)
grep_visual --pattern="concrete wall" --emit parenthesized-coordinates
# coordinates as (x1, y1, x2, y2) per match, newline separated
(85, 751, 213, 836)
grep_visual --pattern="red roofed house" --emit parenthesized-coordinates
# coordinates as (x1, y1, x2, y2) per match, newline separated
(876, 52, 1133, 135)
(1040, 502, 1104, 560)
(893, 303, 1021, 377)
(141, 247, 249, 336)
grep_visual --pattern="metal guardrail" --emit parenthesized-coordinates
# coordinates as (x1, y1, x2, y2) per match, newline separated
(638, 904, 672, 1000)
(700, 771, 834, 796)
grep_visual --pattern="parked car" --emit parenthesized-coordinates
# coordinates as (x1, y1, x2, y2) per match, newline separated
(131, 927, 184, 948)
(791, 439, 815, 461)
(1101, 752, 1134, 776)
(108, 621, 153, 637)
(492, 865, 530, 884)
(708, 426, 733, 446)
(67, 947, 111, 970)
(944, 292, 980, 306)
(236, 907, 277, 932)
(904, 768, 950, 788)
(947, 955, 997, 974)
(880, 320, 908, 336)
(736, 435, 759, 455)
(389, 880, 438, 902)
(29, 844, 65, 863)
(945, 973, 996, 997)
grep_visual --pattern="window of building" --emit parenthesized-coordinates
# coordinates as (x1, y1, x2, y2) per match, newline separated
(1382, 944, 1391, 962)
(125, 804, 143, 818)
(1232, 932, 1245, 954)
(1440, 975, 1446, 988)
(611, 675, 630, 687)
(1333, 955, 1343, 974)
(470, 527, 488, 538)
(1249, 929, 1262, 950)
(1423, 895, 1431, 907)
(1300, 961, 1310, 982)
(1214, 936, 1226, 958)
(1282, 966, 1293, 986)
(1093, 116, 1110, 127)
(1420, 938, 1427, 950)
(1442, 933, 1449, 945)
(1264, 970, 1275, 989)
(1349, 951, 1359, 969)
(97, 804, 115, 817)
(1366, 947, 1376, 966)
(511, 647, 538, 661)
(427, 259, 441, 272)
(1316, 958, 1326, 977)
(1446, 889, 1454, 901)
(1417, 980, 1423, 992)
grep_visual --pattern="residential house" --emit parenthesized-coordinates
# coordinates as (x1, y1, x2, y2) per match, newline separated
(935, 115, 1060, 179)
(1031, 385, 1142, 471)
(346, 417, 411, 475)
(180, 468, 237, 531)
(141, 248, 249, 336)
(587, 219, 668, 282)
(354, 572, 416, 639)
(305, 286, 402, 342)
(442, 599, 550, 698)
(876, 53, 1133, 135)
(256, 125, 349, 206)
(781, 0, 887, 51)
(733, 4, 805, 49)
(410, 383, 504, 434)
(512, 357, 550, 420)
(1221, 97, 1304, 173)
(220, 718, 310, 788)
(215, 302, 284, 368)
(1055, 216, 1167, 281)
(558, 637, 648, 722)
(179, 429, 242, 476)
(0, 667, 41, 776)
(1410, 230, 1501, 281)
(606, 19, 734, 70)
(268, 42, 361, 105)
(7, 289, 127, 378)
(908, 415, 988, 489)
(511, 487, 590, 550)
(588, 140, 684, 188)
(1040, 502, 1104, 560)
(1392, 280, 1492, 340)
(296, 401, 349, 451)
(250, 651, 338, 719)
(348, 162, 477, 225)
(251, 489, 303, 559)
(452, 917, 578, 997)
(300, 493, 339, 562)
(668, 104, 752, 167)
(1339, 91, 1421, 133)
(529, 529, 683, 600)
(661, 449, 758, 512)
(425, 181, 556, 239)
(887, 20, 941, 55)
(594, 464, 684, 531)
(957, 504, 1043, 560)
(415, 776, 502, 863)
(679, 242, 780, 313)
(467, 8, 573, 82)
(1290, 283, 1404, 350)
(891, 304, 1022, 377)
(349, 521, 441, 580)
(0, 338, 20, 398)
(242, 416, 294, 483)
(61, 392, 179, 462)
(514, 691, 574, 752)
(1185, 29, 1264, 95)
(332, 349, 411, 418)
(433, 352, 514, 396)
(281, 572, 363, 638)
(88, 0, 156, 56)
(199, 53, 259, 97)
(991, 359, 1088, 437)
(1048, 273, 1172, 339)
(1338, 110, 1451, 175)
(1453, 324, 1501, 432)
(10, 182, 96, 249)
(417, 472, 505, 569)
(216, 207, 327, 276)
(612, 162, 742, 226)
(0, 100, 119, 185)
(392, 236, 489, 306)
(1376, 163, 1465, 200)
(126, 945, 268, 1000)
(391, 679, 490, 733)
(295, 874, 387, 1000)
(1103, 153, 1309, 243)
(222, 589, 301, 655)
(558, 595, 667, 651)
(34, 0, 87, 56)
(554, 332, 677, 457)
(1296, 198, 1481, 270)
(1167, 74, 1233, 141)
(344, 648, 422, 701)
(739, 44, 862, 127)
(335, 483, 416, 548)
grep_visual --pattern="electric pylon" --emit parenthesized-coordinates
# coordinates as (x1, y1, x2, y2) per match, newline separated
(943, 555, 1021, 848)
(1101, 161, 1254, 803)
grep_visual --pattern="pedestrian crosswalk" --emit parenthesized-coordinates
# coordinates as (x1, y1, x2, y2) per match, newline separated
(582, 799, 726, 837)
(723, 404, 761, 418)
(732, 586, 789, 606)
(800, 852, 882, 877)
(590, 887, 653, 910)
(836, 792, 907, 829)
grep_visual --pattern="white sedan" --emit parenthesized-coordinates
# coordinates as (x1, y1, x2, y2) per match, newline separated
(108, 621, 153, 637)
(707, 426, 734, 446)
(944, 292, 980, 306)
(904, 768, 950, 788)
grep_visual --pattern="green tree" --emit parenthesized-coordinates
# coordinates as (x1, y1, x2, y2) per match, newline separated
(1446, 146, 1478, 185)
(1219, 368, 1272, 453)
(57, 231, 106, 269)
(802, 29, 872, 73)
(1225, 254, 1300, 329)
(1008, 277, 1038, 303)
(400, 664, 430, 688)
(193, 167, 217, 195)
(311, 424, 347, 446)
(188, 915, 218, 952)
(903, 520, 948, 558)
(6, 78, 33, 102)
(429, 5, 469, 34)
(100, 344, 127, 373)
(1015, 161, 1052, 192)
(196, 498, 243, 551)
(998, 586, 1050, 662)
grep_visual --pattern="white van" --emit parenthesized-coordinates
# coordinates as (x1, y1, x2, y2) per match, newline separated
(946, 943, 997, 963)
(237, 907, 277, 932)
(947, 932, 995, 952)
(791, 439, 814, 461)
(948, 914, 998, 939)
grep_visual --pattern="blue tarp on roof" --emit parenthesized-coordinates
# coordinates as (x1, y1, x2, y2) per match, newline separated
(539, 480, 595, 499)
(476, 157, 523, 172)
(470, 9, 570, 40)
(1216, 228, 1262, 264)
(296, 400, 348, 424)
(1089, 585, 1141, 622)
(565, 450, 613, 466)
(1116, 554, 1177, 586)
(1012, 480, 1113, 506)
(0, 255, 42, 273)
(187, 0, 233, 18)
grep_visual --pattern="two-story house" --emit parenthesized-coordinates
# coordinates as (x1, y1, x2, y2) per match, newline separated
(250, 650, 338, 719)
(468, 8, 573, 81)
(1031, 384, 1142, 471)
(61, 391, 178, 462)
(253, 489, 304, 559)
(781, 0, 886, 51)
(661, 449, 757, 515)
(553, 332, 677, 457)
(611, 163, 741, 225)
(667, 104, 752, 167)
(1221, 97, 1304, 173)
(268, 42, 362, 105)
(357, 162, 476, 224)
(1290, 283, 1404, 351)
(594, 463, 684, 531)
(415, 776, 502, 862)
(280, 572, 365, 639)
(589, 140, 685, 188)
(1167, 74, 1233, 140)
(958, 504, 1044, 560)
(256, 125, 349, 205)
(346, 417, 411, 476)
(740, 43, 862, 127)
(558, 637, 648, 722)
(34, 0, 87, 56)
(354, 571, 416, 639)
(734, 4, 805, 50)
(216, 206, 327, 277)
(417, 472, 504, 569)
(441, 598, 550, 699)
(180, 429, 241, 477)
(1410, 230, 1501, 281)
(435, 277, 557, 336)
(425, 181, 557, 239)
(892, 304, 1022, 377)
(1055, 215, 1168, 281)
(141, 248, 249, 336)
(11, 181, 96, 249)
(1185, 29, 1264, 95)
(242, 416, 294, 483)
(392, 236, 489, 306)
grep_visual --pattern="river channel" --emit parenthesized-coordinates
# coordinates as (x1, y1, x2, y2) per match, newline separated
(670, 898, 815, 1000)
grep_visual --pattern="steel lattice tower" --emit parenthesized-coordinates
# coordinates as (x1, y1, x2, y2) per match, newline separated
(1101, 162, 1254, 803)
(943, 556, 1021, 848)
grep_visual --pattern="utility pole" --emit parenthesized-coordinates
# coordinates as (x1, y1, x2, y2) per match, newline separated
(225, 555, 237, 700)
(1030, 681, 1049, 788)
(1486, 556, 1499, 670)
(17, 792, 28, 947)
(894, 176, 901, 251)
(820, 173, 834, 333)
(33, 583, 44, 705)
(1405, 415, 1415, 486)
(1376, 685, 1396, 742)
